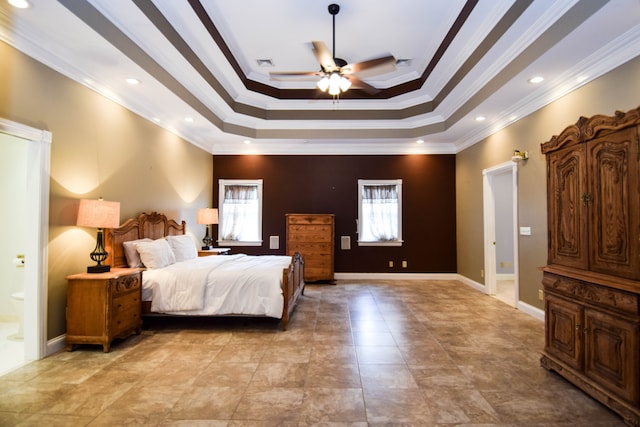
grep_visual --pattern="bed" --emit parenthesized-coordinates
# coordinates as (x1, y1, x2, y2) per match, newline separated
(104, 211, 305, 330)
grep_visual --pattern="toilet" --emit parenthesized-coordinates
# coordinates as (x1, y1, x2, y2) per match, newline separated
(9, 291, 24, 341)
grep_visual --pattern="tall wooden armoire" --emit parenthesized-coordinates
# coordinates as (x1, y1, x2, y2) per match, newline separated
(540, 106, 640, 426)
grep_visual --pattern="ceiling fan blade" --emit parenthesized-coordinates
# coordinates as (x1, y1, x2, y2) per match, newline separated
(269, 71, 324, 81)
(347, 76, 380, 94)
(341, 55, 396, 76)
(312, 41, 338, 72)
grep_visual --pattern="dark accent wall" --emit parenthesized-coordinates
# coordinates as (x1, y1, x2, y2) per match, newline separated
(213, 155, 456, 273)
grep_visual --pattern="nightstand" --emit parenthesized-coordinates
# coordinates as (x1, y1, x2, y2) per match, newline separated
(65, 268, 143, 352)
(198, 247, 231, 256)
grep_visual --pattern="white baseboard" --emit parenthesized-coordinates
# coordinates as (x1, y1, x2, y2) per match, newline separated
(454, 274, 487, 293)
(496, 273, 516, 281)
(517, 300, 545, 321)
(456, 274, 544, 322)
(46, 334, 66, 356)
(334, 272, 459, 280)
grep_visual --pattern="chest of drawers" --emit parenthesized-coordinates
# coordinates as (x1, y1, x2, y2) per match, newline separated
(286, 214, 334, 282)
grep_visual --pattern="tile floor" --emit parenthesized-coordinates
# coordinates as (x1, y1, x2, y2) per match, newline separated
(0, 280, 625, 426)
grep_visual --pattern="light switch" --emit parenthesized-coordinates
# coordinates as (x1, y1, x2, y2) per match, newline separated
(519, 226, 531, 236)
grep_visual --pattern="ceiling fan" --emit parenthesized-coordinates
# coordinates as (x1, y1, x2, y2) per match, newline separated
(269, 4, 396, 96)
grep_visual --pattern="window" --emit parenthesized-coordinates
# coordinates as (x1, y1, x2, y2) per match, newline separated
(358, 179, 403, 246)
(218, 179, 263, 246)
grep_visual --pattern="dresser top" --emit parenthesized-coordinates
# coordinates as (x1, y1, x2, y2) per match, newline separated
(66, 267, 143, 280)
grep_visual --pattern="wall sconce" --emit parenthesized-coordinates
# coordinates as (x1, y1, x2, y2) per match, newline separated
(77, 198, 120, 273)
(197, 208, 218, 250)
(512, 150, 529, 163)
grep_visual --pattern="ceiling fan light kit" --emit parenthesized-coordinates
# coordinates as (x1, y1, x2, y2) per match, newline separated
(317, 71, 352, 95)
(270, 3, 395, 99)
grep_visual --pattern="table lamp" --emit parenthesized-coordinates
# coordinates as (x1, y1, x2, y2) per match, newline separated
(197, 208, 218, 250)
(77, 198, 120, 273)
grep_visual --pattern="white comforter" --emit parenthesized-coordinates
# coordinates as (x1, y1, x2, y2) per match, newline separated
(142, 254, 292, 318)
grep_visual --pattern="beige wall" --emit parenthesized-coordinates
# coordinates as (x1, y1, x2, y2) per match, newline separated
(456, 55, 640, 309)
(0, 41, 213, 339)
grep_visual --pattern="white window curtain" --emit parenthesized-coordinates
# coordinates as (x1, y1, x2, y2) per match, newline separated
(361, 184, 399, 242)
(220, 184, 259, 241)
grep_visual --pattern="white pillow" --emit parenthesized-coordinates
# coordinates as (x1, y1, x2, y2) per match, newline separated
(134, 238, 176, 269)
(122, 238, 152, 268)
(166, 235, 197, 262)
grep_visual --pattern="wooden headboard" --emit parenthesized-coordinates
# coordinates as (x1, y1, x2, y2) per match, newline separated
(105, 212, 186, 268)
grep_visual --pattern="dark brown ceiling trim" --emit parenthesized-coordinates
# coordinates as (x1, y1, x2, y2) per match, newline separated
(445, 0, 609, 128)
(340, 0, 480, 100)
(189, 0, 478, 101)
(433, 0, 533, 106)
(133, 0, 234, 106)
(58, 0, 226, 130)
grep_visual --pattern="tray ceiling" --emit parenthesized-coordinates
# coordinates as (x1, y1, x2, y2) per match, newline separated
(1, 0, 639, 154)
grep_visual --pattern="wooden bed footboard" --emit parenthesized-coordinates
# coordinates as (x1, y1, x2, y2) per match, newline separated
(281, 252, 305, 330)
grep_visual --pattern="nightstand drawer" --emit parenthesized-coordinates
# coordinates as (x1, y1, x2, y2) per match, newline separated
(113, 292, 140, 316)
(111, 273, 141, 296)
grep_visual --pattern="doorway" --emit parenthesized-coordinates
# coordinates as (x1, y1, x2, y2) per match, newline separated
(0, 118, 50, 371)
(482, 161, 519, 307)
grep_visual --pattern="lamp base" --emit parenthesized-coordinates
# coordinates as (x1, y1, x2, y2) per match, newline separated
(87, 264, 111, 274)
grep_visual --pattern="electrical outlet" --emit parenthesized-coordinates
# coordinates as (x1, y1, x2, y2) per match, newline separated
(538, 289, 544, 300)
(402, 260, 407, 268)
(388, 261, 394, 268)
(480, 269, 484, 278)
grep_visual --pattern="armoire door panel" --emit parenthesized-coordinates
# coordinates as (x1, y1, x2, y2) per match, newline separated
(548, 145, 588, 269)
(588, 127, 640, 280)
(545, 294, 584, 371)
(585, 308, 640, 405)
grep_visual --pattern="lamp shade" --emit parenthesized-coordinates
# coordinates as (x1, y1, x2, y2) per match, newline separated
(77, 198, 120, 229)
(197, 208, 218, 225)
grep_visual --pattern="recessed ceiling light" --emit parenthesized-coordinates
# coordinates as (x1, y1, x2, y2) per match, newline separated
(126, 78, 140, 85)
(416, 139, 424, 144)
(184, 117, 194, 123)
(509, 115, 518, 121)
(8, 0, 29, 9)
(153, 117, 161, 123)
(528, 76, 544, 84)
(396, 58, 412, 67)
(243, 140, 252, 144)
(576, 75, 588, 83)
(475, 115, 486, 122)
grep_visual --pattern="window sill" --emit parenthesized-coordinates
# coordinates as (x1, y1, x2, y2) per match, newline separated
(357, 240, 403, 247)
(217, 240, 263, 247)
